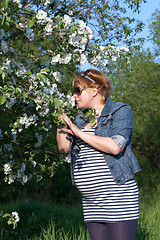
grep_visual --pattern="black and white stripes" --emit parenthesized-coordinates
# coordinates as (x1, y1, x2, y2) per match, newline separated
(73, 128, 139, 222)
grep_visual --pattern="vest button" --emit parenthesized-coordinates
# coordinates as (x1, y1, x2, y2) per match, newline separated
(117, 180, 120, 183)
(110, 166, 113, 169)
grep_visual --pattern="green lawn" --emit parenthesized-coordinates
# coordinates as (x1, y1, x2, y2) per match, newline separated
(0, 199, 160, 240)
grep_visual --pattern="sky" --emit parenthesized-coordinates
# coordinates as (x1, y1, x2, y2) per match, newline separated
(81, 0, 160, 70)
(131, 0, 160, 50)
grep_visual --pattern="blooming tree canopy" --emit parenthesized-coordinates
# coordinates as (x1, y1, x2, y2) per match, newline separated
(0, 0, 146, 187)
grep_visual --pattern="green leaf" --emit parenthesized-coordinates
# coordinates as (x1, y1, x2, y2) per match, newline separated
(90, 119, 97, 127)
(25, 71, 32, 76)
(16, 88, 22, 93)
(53, 98, 60, 109)
(37, 74, 47, 82)
(3, 213, 10, 218)
(23, 93, 28, 98)
(3, 0, 9, 10)
(7, 220, 13, 225)
(40, 68, 50, 73)
(0, 70, 5, 80)
(0, 96, 7, 105)
(28, 20, 34, 28)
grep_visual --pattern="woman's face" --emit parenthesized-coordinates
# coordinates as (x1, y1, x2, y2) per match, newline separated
(73, 85, 94, 109)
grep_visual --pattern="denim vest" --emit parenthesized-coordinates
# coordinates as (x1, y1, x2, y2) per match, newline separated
(70, 97, 141, 185)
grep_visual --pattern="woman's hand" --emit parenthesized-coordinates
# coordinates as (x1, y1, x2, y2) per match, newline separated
(61, 113, 81, 137)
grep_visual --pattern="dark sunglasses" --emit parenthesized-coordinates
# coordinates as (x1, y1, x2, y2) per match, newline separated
(73, 86, 85, 96)
(73, 86, 93, 96)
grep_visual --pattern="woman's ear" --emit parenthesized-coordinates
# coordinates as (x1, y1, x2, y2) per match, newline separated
(91, 88, 98, 97)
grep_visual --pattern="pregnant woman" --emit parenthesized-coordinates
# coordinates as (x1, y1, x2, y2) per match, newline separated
(56, 69, 141, 240)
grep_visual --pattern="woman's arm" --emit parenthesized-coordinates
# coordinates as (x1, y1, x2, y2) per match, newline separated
(78, 131, 121, 155)
(61, 113, 122, 155)
(56, 124, 71, 154)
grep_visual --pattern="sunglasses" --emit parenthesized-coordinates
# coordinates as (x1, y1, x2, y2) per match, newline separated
(73, 86, 85, 96)
(73, 86, 93, 96)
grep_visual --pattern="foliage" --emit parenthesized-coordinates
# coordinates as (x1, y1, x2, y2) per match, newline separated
(107, 50, 160, 170)
(149, 9, 160, 57)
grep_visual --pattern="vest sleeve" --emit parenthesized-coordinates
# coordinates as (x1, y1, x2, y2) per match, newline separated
(109, 104, 134, 144)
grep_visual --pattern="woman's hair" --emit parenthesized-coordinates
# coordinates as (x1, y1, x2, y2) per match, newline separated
(72, 69, 112, 103)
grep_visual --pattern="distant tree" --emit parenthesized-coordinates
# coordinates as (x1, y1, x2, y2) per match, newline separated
(149, 9, 160, 59)
(107, 50, 160, 170)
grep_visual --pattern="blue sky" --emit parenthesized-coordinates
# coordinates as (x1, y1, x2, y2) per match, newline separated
(132, 0, 160, 50)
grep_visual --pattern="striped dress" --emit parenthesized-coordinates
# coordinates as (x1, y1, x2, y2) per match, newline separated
(73, 128, 139, 222)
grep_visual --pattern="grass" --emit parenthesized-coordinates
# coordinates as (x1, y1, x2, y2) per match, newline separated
(0, 198, 160, 240)
(139, 201, 160, 240)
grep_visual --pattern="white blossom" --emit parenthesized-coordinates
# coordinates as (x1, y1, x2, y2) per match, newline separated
(36, 104, 42, 111)
(86, 26, 93, 40)
(51, 54, 61, 65)
(34, 133, 43, 148)
(39, 104, 49, 116)
(11, 212, 20, 223)
(25, 28, 35, 41)
(66, 95, 75, 107)
(16, 67, 26, 77)
(11, 129, 17, 140)
(111, 55, 117, 61)
(100, 46, 105, 52)
(52, 71, 61, 82)
(8, 175, 16, 184)
(19, 113, 38, 129)
(4, 163, 12, 175)
(68, 10, 73, 16)
(101, 59, 109, 67)
(16, 163, 30, 185)
(6, 98, 17, 109)
(44, 83, 58, 96)
(32, 161, 37, 167)
(1, 40, 8, 53)
(51, 53, 72, 65)
(44, 0, 54, 6)
(13, 0, 22, 8)
(37, 176, 43, 182)
(79, 38, 87, 51)
(118, 46, 129, 52)
(0, 29, 5, 40)
(21, 175, 28, 185)
(18, 22, 25, 29)
(2, 58, 11, 68)
(21, 163, 26, 172)
(9, 47, 14, 52)
(4, 144, 12, 151)
(78, 20, 87, 34)
(36, 10, 47, 20)
(63, 15, 72, 27)
(90, 54, 102, 66)
(69, 32, 80, 47)
(44, 0, 59, 10)
(60, 54, 72, 64)
(65, 154, 71, 163)
(44, 23, 53, 35)
(40, 80, 44, 86)
(80, 53, 88, 66)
